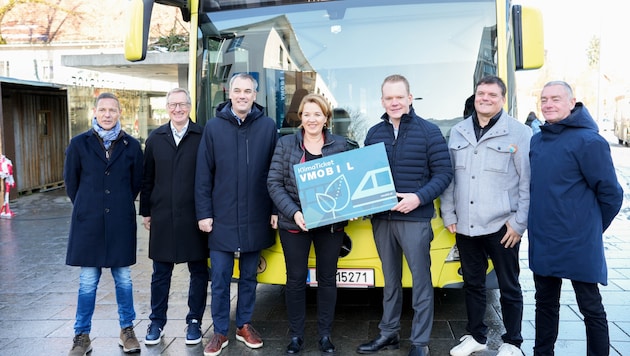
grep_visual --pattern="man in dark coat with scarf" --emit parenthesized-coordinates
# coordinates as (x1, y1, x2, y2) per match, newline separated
(64, 92, 143, 356)
(195, 73, 278, 356)
(529, 81, 623, 356)
(140, 88, 209, 346)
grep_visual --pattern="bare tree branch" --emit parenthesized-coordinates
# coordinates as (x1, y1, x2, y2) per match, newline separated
(0, 0, 84, 44)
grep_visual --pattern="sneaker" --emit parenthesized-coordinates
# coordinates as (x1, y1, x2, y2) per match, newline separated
(450, 335, 487, 356)
(186, 319, 203, 345)
(203, 333, 229, 356)
(145, 323, 164, 345)
(119, 326, 141, 353)
(236, 323, 263, 349)
(497, 343, 524, 356)
(68, 333, 92, 356)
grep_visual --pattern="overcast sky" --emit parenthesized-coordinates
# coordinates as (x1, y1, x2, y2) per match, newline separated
(516, 0, 629, 85)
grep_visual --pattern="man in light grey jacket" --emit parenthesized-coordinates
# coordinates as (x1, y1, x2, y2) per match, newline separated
(441, 76, 531, 356)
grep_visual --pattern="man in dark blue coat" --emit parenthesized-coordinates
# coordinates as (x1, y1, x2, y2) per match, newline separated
(64, 92, 143, 356)
(529, 81, 623, 356)
(356, 74, 453, 356)
(195, 73, 278, 356)
(140, 88, 209, 346)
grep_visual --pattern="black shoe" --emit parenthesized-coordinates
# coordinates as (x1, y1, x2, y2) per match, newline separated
(408, 345, 430, 356)
(319, 336, 336, 354)
(356, 334, 400, 354)
(286, 336, 304, 354)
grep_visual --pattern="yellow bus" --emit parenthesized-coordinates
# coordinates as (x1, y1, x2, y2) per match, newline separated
(125, 0, 543, 288)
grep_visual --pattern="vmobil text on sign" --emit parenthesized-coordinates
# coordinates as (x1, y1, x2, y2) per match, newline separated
(293, 142, 397, 229)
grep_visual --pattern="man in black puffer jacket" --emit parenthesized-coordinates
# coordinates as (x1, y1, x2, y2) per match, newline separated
(357, 74, 453, 356)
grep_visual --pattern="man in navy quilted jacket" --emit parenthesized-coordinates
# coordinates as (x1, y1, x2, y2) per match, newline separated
(356, 74, 453, 356)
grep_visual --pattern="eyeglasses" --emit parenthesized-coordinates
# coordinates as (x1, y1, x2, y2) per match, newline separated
(167, 102, 191, 110)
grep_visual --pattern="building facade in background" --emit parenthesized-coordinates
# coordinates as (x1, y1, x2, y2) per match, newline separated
(0, 0, 185, 195)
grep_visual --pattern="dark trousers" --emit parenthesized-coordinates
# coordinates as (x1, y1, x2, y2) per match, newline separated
(456, 225, 523, 346)
(149, 259, 209, 327)
(280, 227, 344, 338)
(533, 274, 609, 356)
(210, 249, 260, 336)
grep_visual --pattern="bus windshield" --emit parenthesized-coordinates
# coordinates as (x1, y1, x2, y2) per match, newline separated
(199, 0, 496, 142)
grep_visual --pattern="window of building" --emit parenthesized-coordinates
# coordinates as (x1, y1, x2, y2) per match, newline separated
(227, 36, 244, 52)
(38, 111, 51, 136)
(40, 60, 54, 81)
(279, 47, 284, 67)
(0, 61, 9, 77)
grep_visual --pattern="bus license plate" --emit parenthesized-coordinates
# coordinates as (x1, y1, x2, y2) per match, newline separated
(307, 268, 374, 288)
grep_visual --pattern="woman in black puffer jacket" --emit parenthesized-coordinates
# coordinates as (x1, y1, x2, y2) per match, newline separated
(267, 93, 354, 355)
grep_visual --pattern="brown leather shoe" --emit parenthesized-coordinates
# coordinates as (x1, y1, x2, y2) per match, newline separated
(119, 327, 140, 353)
(68, 333, 92, 356)
(236, 323, 263, 349)
(203, 333, 228, 356)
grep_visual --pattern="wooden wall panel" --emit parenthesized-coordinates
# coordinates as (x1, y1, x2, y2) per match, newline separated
(1, 82, 68, 195)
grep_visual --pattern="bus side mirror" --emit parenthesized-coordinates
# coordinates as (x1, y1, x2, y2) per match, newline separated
(124, 0, 154, 62)
(513, 5, 544, 70)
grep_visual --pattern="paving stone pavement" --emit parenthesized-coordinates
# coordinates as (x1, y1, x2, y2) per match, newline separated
(1, 133, 629, 356)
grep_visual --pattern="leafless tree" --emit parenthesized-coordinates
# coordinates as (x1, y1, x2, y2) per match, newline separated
(0, 0, 83, 44)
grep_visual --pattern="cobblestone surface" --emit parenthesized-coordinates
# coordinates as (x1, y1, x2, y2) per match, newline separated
(0, 132, 628, 355)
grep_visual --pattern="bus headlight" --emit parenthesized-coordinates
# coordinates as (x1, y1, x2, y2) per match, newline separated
(445, 244, 460, 262)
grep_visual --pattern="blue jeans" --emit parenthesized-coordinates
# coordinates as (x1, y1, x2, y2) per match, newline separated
(74, 266, 136, 334)
(209, 250, 260, 336)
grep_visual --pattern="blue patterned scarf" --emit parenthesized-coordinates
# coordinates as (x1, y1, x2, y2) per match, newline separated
(92, 117, 121, 150)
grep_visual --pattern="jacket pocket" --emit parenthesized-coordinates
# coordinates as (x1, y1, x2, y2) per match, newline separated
(449, 141, 471, 170)
(484, 142, 511, 173)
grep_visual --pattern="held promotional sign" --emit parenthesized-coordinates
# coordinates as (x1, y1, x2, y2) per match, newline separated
(293, 142, 397, 229)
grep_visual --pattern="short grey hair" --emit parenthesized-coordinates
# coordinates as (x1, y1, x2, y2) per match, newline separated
(229, 73, 258, 91)
(166, 88, 191, 103)
(544, 81, 574, 100)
